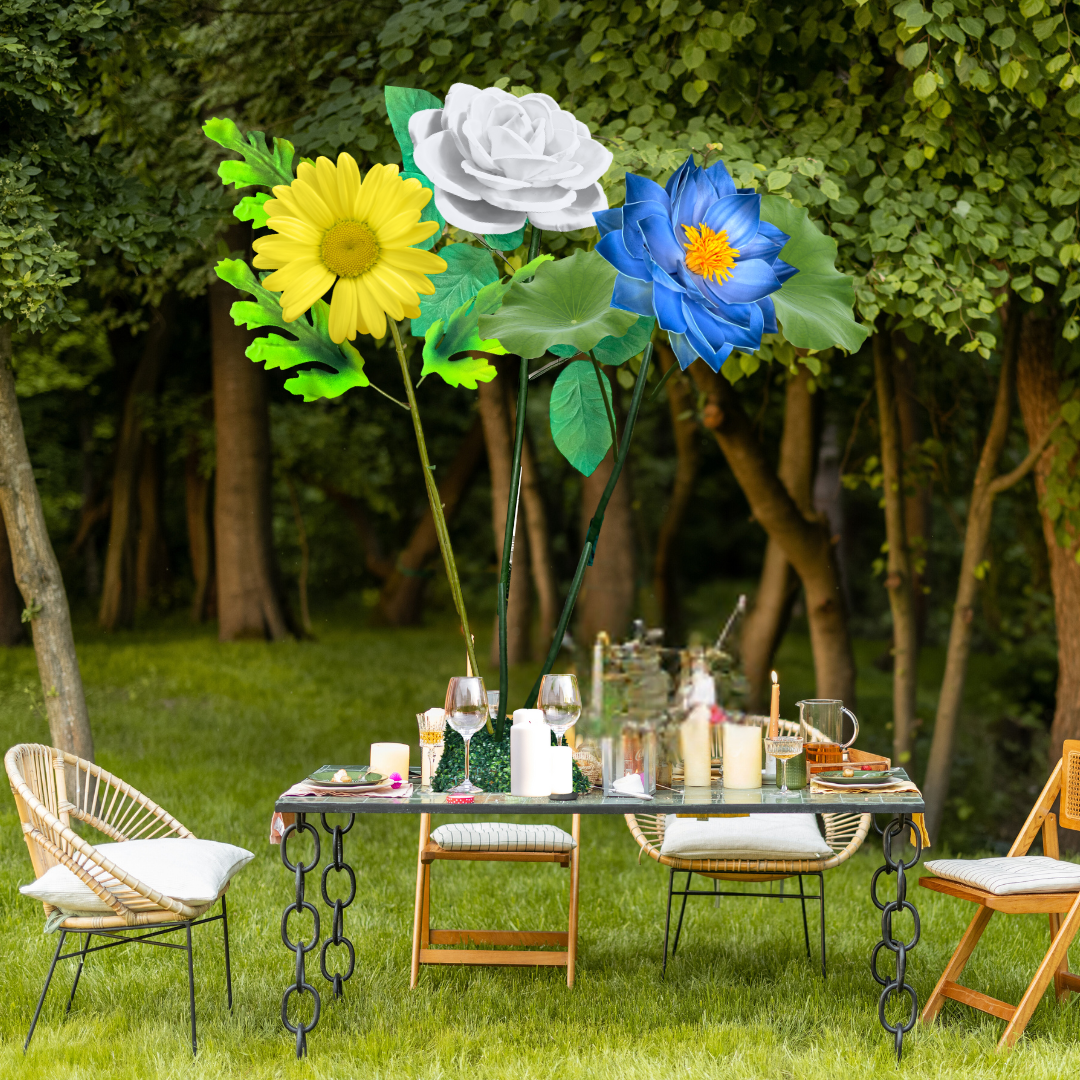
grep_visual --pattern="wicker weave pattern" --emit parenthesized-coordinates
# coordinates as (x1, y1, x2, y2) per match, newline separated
(5, 743, 208, 928)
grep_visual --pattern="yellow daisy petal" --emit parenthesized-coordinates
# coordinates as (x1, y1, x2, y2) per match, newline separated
(355, 280, 387, 340)
(252, 236, 318, 264)
(380, 247, 447, 276)
(264, 216, 322, 246)
(275, 265, 335, 317)
(286, 177, 335, 231)
(312, 156, 348, 220)
(355, 164, 396, 222)
(368, 264, 419, 306)
(364, 273, 405, 322)
(328, 279, 358, 343)
(334, 153, 363, 217)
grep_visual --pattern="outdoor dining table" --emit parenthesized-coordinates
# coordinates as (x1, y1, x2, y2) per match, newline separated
(275, 775, 926, 1059)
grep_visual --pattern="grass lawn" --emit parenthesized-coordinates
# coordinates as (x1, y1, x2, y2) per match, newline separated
(0, 610, 1078, 1078)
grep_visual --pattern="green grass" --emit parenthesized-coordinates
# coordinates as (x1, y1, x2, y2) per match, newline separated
(0, 612, 1078, 1079)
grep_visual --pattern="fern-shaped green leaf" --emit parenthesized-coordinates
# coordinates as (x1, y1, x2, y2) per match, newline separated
(234, 192, 271, 228)
(203, 117, 296, 191)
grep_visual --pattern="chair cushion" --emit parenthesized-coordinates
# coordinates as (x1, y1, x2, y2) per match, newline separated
(924, 856, 1080, 896)
(430, 822, 575, 853)
(19, 838, 254, 915)
(659, 814, 833, 861)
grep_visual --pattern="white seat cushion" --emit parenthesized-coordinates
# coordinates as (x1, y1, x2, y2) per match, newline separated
(924, 856, 1080, 896)
(430, 822, 575, 853)
(19, 838, 254, 915)
(659, 814, 833, 861)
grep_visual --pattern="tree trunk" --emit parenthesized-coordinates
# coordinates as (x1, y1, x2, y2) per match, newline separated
(874, 332, 919, 765)
(210, 225, 290, 641)
(185, 447, 214, 623)
(1017, 311, 1080, 757)
(79, 416, 101, 598)
(0, 325, 93, 758)
(0, 509, 25, 645)
(577, 441, 635, 647)
(135, 440, 167, 611)
(691, 362, 856, 706)
(922, 309, 1049, 839)
(741, 364, 816, 711)
(378, 417, 485, 626)
(98, 302, 169, 629)
(651, 343, 701, 641)
(478, 364, 531, 666)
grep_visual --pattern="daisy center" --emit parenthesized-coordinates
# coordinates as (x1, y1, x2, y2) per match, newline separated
(321, 220, 379, 278)
(682, 223, 739, 283)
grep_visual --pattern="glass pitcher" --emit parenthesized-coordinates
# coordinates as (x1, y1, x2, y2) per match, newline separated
(796, 699, 859, 764)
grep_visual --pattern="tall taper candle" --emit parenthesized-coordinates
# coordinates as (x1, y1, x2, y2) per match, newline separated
(769, 670, 780, 739)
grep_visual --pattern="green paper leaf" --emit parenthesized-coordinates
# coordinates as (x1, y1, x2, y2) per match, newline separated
(482, 226, 526, 250)
(421, 297, 506, 389)
(402, 170, 444, 251)
(478, 249, 639, 359)
(203, 117, 295, 191)
(549, 317, 655, 365)
(413, 244, 499, 337)
(214, 259, 368, 401)
(760, 195, 870, 353)
(549, 360, 614, 476)
(234, 192, 270, 229)
(385, 86, 443, 174)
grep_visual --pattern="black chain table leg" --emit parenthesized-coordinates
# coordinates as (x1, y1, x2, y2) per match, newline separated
(870, 814, 923, 1061)
(320, 814, 357, 998)
(281, 813, 321, 1058)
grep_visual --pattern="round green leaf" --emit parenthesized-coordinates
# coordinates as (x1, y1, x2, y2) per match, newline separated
(478, 248, 639, 359)
(549, 360, 614, 476)
(549, 316, 655, 365)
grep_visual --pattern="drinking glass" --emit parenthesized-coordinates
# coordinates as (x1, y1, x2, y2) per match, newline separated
(487, 690, 500, 723)
(764, 735, 804, 797)
(416, 709, 446, 793)
(444, 676, 489, 794)
(539, 674, 581, 747)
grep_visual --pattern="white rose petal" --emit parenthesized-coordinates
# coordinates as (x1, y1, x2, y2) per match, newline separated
(408, 81, 613, 234)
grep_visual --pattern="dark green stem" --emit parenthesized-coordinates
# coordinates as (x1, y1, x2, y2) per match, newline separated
(524, 341, 655, 709)
(527, 223, 543, 263)
(591, 354, 618, 448)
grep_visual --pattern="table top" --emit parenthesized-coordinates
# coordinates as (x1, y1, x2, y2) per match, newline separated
(276, 774, 924, 816)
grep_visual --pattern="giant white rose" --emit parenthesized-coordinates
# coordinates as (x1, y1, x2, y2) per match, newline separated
(409, 83, 613, 235)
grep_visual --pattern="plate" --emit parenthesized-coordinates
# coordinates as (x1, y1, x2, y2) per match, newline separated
(812, 776, 902, 790)
(307, 765, 388, 788)
(815, 769, 896, 784)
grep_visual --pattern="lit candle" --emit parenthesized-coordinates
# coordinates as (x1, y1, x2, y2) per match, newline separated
(370, 742, 410, 779)
(769, 670, 780, 739)
(723, 723, 762, 789)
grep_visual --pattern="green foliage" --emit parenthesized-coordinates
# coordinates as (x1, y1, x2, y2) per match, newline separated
(384, 86, 444, 175)
(550, 318, 656, 367)
(234, 192, 271, 229)
(420, 298, 504, 389)
(434, 724, 589, 793)
(549, 359, 615, 476)
(202, 118, 296, 191)
(413, 243, 499, 338)
(479, 249, 638, 360)
(215, 258, 369, 402)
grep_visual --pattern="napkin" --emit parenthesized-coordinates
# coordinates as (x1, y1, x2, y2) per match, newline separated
(269, 780, 414, 843)
(610, 773, 653, 799)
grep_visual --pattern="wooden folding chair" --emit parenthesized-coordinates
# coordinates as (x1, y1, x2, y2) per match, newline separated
(921, 740, 1080, 1048)
(410, 814, 580, 987)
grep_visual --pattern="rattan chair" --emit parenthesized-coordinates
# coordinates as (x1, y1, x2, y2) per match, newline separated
(5, 743, 233, 1054)
(625, 718, 870, 977)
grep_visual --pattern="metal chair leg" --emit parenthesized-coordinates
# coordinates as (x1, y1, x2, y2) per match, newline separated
(797, 874, 811, 959)
(818, 872, 827, 979)
(671, 872, 692, 958)
(662, 869, 675, 977)
(221, 895, 233, 1010)
(186, 923, 197, 1056)
(66, 934, 90, 1014)
(25, 931, 65, 1052)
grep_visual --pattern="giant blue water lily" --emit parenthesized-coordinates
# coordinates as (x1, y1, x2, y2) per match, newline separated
(594, 155, 797, 371)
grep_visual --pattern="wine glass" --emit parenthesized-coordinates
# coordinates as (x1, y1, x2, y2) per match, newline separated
(444, 676, 489, 794)
(539, 674, 581, 747)
(764, 734, 804, 798)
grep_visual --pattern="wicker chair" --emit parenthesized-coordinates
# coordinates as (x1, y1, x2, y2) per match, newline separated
(625, 718, 870, 977)
(5, 743, 233, 1054)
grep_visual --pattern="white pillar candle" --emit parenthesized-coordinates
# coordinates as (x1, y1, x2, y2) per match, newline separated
(550, 745, 573, 794)
(511, 709, 551, 796)
(722, 724, 762, 789)
(370, 742, 410, 779)
(680, 704, 712, 788)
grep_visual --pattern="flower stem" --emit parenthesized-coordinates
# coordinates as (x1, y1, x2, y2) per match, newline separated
(390, 320, 481, 684)
(524, 341, 655, 709)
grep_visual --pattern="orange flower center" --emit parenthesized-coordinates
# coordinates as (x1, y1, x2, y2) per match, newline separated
(682, 223, 739, 282)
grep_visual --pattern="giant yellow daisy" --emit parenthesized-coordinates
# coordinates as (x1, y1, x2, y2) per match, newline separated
(252, 153, 446, 343)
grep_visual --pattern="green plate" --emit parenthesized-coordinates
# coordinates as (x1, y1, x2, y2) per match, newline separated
(815, 769, 897, 784)
(307, 765, 387, 787)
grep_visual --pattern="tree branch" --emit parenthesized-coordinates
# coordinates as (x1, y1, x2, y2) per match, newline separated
(986, 416, 1063, 498)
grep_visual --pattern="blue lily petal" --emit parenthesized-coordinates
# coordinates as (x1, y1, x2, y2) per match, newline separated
(672, 167, 719, 235)
(702, 194, 761, 252)
(685, 297, 764, 352)
(642, 248, 685, 294)
(739, 220, 789, 262)
(696, 340, 735, 373)
(653, 280, 688, 334)
(669, 332, 702, 371)
(682, 314, 734, 372)
(773, 257, 798, 284)
(758, 295, 778, 335)
(664, 156, 695, 203)
(593, 208, 624, 238)
(700, 259, 781, 305)
(685, 284, 758, 329)
(626, 173, 671, 213)
(705, 159, 737, 200)
(611, 274, 655, 318)
(638, 214, 684, 276)
(623, 199, 669, 260)
(596, 229, 651, 282)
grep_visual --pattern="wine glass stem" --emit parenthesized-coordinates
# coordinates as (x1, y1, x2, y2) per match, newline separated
(463, 734, 472, 783)
(780, 757, 787, 792)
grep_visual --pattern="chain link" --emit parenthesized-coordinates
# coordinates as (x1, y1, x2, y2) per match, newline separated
(280, 815, 321, 1057)
(319, 814, 357, 997)
(870, 815, 923, 1061)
